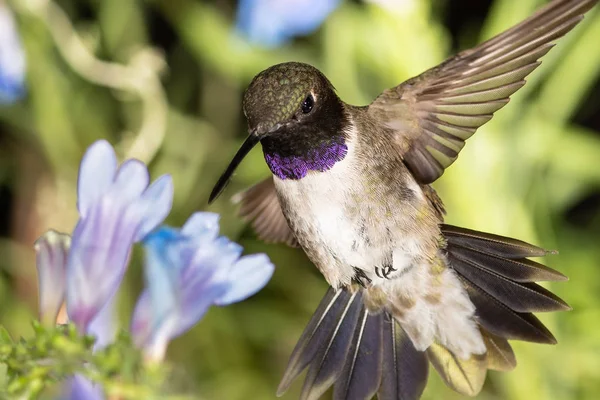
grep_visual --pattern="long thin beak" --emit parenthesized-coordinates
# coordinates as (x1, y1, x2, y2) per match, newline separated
(208, 133, 260, 204)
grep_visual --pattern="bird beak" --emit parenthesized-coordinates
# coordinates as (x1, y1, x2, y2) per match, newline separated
(208, 130, 260, 204)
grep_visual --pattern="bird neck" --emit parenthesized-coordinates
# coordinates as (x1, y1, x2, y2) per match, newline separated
(262, 134, 348, 180)
(261, 97, 351, 180)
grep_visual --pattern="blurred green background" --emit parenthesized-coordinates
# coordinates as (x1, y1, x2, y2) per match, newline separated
(1, 0, 600, 399)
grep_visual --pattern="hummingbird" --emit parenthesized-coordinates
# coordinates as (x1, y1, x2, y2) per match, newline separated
(209, 0, 597, 398)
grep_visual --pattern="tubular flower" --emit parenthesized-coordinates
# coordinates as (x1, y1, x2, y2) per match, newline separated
(67, 140, 173, 331)
(131, 212, 275, 361)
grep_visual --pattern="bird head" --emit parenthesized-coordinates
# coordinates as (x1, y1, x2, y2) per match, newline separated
(209, 62, 344, 202)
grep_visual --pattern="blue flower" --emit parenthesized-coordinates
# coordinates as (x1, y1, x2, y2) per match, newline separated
(0, 4, 26, 104)
(67, 140, 173, 331)
(235, 0, 341, 48)
(130, 212, 275, 361)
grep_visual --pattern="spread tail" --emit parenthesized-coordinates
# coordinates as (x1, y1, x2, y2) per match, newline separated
(277, 225, 569, 399)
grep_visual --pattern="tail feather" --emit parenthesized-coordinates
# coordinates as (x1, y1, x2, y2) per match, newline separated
(426, 342, 487, 397)
(300, 291, 363, 400)
(333, 310, 384, 400)
(378, 314, 429, 400)
(443, 238, 567, 282)
(447, 247, 570, 313)
(277, 289, 352, 395)
(444, 224, 568, 344)
(278, 226, 568, 399)
(481, 330, 516, 372)
(462, 279, 558, 344)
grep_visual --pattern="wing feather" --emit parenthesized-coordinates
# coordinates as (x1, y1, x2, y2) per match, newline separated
(369, 0, 598, 183)
(232, 177, 299, 247)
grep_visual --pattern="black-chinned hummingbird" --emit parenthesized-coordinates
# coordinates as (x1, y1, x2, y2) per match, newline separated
(209, 0, 597, 398)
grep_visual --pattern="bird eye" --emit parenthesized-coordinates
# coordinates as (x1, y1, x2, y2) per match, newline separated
(301, 94, 314, 114)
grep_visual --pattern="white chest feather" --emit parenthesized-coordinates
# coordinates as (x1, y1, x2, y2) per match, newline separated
(273, 135, 430, 287)
(274, 144, 361, 270)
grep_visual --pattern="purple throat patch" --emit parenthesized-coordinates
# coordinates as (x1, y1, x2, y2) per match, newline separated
(264, 141, 348, 180)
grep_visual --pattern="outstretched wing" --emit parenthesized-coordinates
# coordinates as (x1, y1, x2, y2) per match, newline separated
(232, 177, 299, 247)
(368, 0, 597, 184)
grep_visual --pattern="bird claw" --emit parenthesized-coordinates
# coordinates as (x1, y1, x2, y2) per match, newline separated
(375, 264, 396, 280)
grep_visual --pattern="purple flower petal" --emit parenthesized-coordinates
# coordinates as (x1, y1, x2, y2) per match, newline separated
(134, 175, 174, 241)
(130, 290, 152, 348)
(87, 295, 117, 351)
(66, 374, 104, 400)
(170, 283, 225, 339)
(34, 230, 70, 325)
(132, 227, 187, 361)
(77, 141, 117, 218)
(215, 254, 274, 306)
(67, 206, 135, 331)
(142, 235, 179, 338)
(109, 159, 150, 202)
(187, 237, 242, 282)
(131, 288, 180, 362)
(181, 212, 220, 239)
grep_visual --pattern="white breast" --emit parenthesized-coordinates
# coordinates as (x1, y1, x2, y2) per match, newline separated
(273, 129, 429, 287)
(273, 137, 361, 283)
